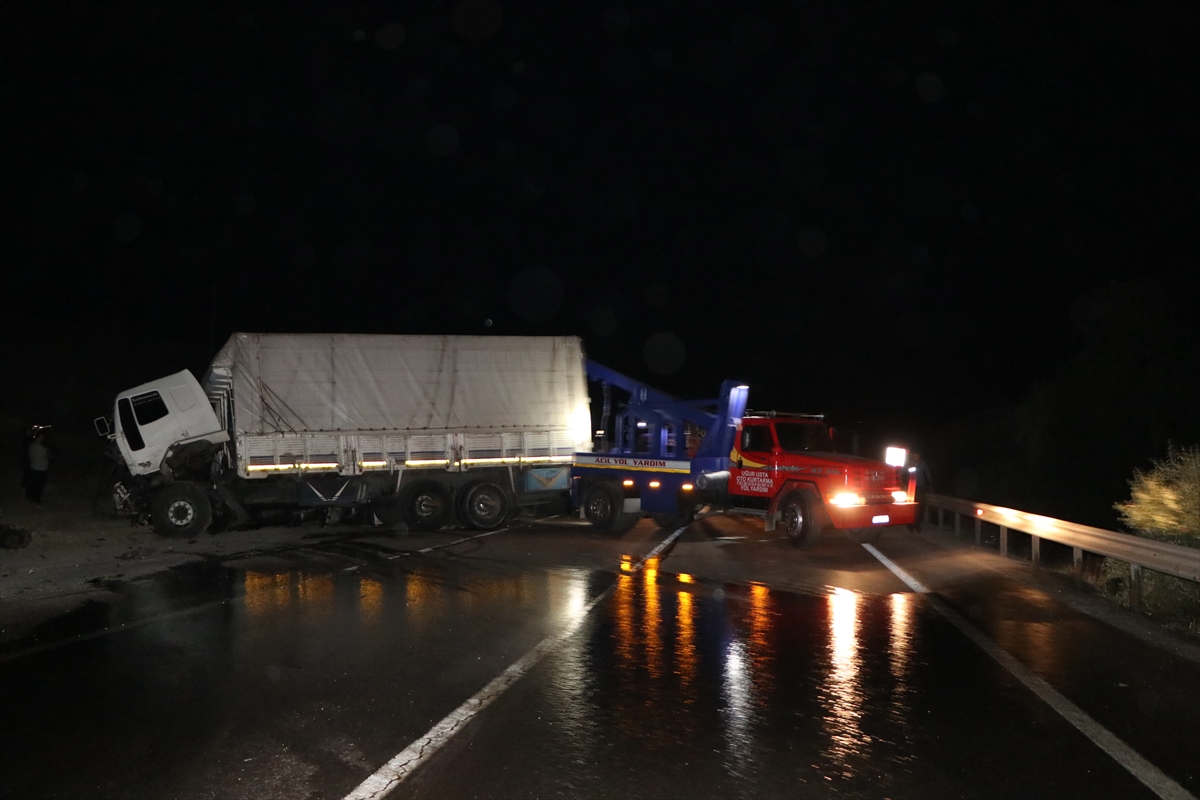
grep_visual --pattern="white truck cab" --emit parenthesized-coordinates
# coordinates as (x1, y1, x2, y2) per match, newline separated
(110, 370, 228, 477)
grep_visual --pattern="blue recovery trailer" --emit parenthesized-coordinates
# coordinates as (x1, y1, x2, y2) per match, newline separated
(571, 361, 749, 532)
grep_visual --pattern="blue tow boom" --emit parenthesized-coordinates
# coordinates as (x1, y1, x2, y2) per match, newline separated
(571, 361, 748, 526)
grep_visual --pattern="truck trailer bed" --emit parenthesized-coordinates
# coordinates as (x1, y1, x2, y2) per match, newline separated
(202, 333, 591, 478)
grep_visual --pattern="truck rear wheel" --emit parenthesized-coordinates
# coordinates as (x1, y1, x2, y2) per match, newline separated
(779, 490, 820, 549)
(458, 481, 511, 530)
(370, 497, 406, 528)
(847, 527, 882, 544)
(403, 481, 452, 531)
(151, 483, 212, 537)
(584, 482, 635, 534)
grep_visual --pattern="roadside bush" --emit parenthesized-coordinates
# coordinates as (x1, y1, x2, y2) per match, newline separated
(1115, 444, 1200, 546)
(1104, 445, 1200, 634)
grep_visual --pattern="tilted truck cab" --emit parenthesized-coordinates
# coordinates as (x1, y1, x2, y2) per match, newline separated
(112, 370, 229, 479)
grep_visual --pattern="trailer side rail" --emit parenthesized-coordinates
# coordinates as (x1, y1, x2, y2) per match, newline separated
(236, 429, 579, 477)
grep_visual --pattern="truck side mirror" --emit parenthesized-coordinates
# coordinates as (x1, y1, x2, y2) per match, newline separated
(93, 416, 111, 437)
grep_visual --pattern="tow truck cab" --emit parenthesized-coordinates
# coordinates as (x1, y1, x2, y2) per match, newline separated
(727, 415, 915, 531)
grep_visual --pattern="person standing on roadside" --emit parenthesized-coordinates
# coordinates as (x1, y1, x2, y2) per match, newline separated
(19, 426, 35, 492)
(26, 432, 50, 506)
(908, 451, 931, 532)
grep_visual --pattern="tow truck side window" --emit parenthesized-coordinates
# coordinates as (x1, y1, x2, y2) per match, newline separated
(741, 424, 774, 453)
(775, 421, 831, 453)
(634, 421, 652, 454)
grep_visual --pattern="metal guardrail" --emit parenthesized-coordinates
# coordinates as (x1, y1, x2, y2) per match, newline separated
(924, 492, 1200, 611)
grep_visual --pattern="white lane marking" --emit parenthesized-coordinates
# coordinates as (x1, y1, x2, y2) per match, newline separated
(643, 525, 687, 563)
(344, 525, 688, 800)
(385, 528, 509, 560)
(863, 543, 1197, 800)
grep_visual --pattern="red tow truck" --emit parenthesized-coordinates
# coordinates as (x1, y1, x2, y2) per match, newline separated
(572, 365, 917, 546)
(704, 411, 916, 546)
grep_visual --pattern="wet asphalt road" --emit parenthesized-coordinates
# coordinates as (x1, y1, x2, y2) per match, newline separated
(1, 516, 1198, 800)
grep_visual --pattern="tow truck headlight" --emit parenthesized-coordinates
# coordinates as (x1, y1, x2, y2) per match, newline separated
(830, 492, 865, 507)
(891, 490, 907, 503)
(885, 447, 907, 467)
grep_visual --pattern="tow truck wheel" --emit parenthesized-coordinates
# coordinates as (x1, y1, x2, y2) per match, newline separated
(780, 490, 820, 549)
(652, 510, 694, 531)
(847, 527, 882, 544)
(651, 513, 680, 530)
(458, 481, 511, 530)
(652, 495, 700, 530)
(403, 481, 452, 531)
(584, 481, 633, 533)
(150, 483, 212, 537)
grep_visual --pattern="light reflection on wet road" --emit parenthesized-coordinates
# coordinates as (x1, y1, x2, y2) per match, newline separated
(1, 524, 1196, 800)
(0, 547, 608, 800)
(398, 553, 1185, 800)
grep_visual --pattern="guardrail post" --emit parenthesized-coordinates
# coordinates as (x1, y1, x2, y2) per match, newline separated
(1073, 547, 1083, 587)
(999, 525, 1008, 557)
(974, 517, 982, 546)
(1129, 564, 1143, 612)
(1031, 535, 1040, 567)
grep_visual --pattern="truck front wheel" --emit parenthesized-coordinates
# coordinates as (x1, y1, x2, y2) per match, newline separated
(458, 482, 511, 530)
(779, 490, 820, 549)
(151, 483, 212, 537)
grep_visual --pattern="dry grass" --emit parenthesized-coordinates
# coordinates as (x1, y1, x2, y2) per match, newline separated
(1095, 558, 1200, 636)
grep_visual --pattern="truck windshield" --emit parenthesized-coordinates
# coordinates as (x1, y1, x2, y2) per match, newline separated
(774, 421, 831, 453)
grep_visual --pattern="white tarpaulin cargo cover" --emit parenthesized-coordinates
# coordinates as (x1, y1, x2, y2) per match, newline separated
(204, 333, 590, 438)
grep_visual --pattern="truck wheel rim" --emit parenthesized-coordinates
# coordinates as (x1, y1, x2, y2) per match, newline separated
(471, 490, 502, 522)
(587, 494, 611, 520)
(415, 493, 444, 519)
(168, 500, 195, 526)
(784, 504, 803, 536)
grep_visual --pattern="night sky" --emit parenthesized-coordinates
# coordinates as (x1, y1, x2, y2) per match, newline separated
(4, 1, 1199, 449)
